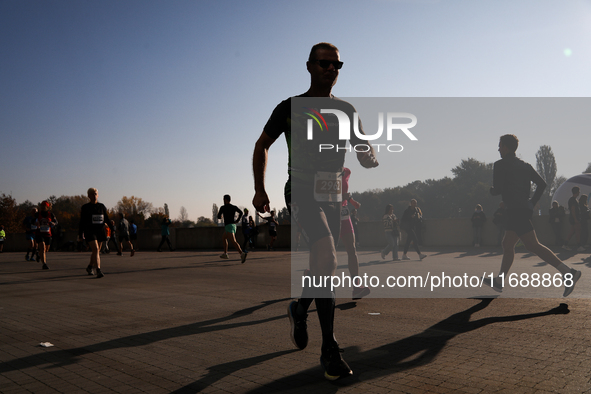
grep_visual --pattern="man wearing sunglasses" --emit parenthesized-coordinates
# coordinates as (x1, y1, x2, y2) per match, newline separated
(252, 42, 378, 380)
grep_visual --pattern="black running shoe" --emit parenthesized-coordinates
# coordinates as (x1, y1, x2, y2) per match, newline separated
(42, 263, 49, 270)
(287, 301, 308, 350)
(86, 266, 94, 276)
(96, 269, 104, 278)
(320, 345, 352, 381)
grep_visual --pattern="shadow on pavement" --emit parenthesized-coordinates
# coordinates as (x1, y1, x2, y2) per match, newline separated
(0, 298, 291, 374)
(211, 299, 570, 393)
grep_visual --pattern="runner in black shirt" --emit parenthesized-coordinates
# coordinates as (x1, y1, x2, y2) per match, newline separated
(485, 134, 581, 297)
(79, 188, 113, 278)
(217, 195, 247, 263)
(253, 42, 378, 380)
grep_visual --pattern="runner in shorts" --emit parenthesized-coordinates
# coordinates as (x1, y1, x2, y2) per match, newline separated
(257, 210, 278, 250)
(79, 188, 114, 278)
(23, 208, 38, 261)
(35, 201, 57, 270)
(117, 213, 135, 256)
(253, 42, 378, 380)
(484, 134, 581, 297)
(129, 219, 138, 250)
(217, 195, 247, 263)
(0, 225, 5, 253)
(340, 168, 370, 299)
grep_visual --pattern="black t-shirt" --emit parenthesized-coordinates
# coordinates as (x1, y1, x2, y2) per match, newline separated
(490, 154, 545, 211)
(217, 204, 243, 226)
(79, 202, 110, 237)
(23, 216, 36, 234)
(264, 94, 368, 195)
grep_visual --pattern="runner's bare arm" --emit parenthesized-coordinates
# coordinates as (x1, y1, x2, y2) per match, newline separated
(252, 131, 277, 213)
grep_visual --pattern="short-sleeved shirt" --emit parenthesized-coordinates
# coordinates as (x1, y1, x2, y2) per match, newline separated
(36, 211, 57, 238)
(490, 154, 546, 236)
(264, 94, 368, 196)
(217, 204, 243, 226)
(79, 203, 110, 240)
(490, 154, 545, 212)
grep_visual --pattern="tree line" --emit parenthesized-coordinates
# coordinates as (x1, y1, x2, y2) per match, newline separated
(1, 146, 585, 233)
(352, 146, 572, 222)
(0, 195, 216, 234)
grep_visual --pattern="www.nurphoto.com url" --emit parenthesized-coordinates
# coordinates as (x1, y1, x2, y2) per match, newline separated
(301, 272, 575, 292)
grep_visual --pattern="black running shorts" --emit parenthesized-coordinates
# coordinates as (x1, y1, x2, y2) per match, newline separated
(285, 193, 340, 248)
(505, 207, 534, 237)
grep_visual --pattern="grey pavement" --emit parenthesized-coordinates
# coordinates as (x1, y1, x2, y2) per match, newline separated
(1, 247, 591, 393)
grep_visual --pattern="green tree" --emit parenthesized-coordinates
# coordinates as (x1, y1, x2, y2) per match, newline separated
(196, 216, 216, 226)
(0, 193, 19, 233)
(115, 196, 154, 227)
(51, 195, 88, 231)
(535, 145, 557, 210)
(450, 158, 495, 217)
(178, 206, 189, 221)
(212, 203, 219, 224)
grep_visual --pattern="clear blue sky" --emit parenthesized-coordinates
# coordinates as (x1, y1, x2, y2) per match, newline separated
(2, 0, 590, 221)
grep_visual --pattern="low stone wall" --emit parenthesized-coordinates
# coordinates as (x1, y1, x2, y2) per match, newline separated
(0, 217, 582, 252)
(355, 215, 573, 248)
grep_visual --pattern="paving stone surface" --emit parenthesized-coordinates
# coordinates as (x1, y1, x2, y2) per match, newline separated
(1, 248, 590, 393)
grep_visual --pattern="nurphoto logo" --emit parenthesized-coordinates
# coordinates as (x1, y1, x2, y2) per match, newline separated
(305, 108, 418, 153)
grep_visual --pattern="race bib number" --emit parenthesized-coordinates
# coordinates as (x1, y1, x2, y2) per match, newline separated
(341, 206, 350, 221)
(92, 215, 104, 225)
(40, 225, 51, 233)
(314, 172, 342, 203)
(30, 225, 38, 230)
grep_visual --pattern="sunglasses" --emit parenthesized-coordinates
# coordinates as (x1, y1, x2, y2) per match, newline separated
(314, 59, 344, 70)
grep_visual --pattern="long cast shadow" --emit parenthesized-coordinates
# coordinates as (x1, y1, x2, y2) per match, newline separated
(231, 299, 570, 393)
(0, 298, 290, 373)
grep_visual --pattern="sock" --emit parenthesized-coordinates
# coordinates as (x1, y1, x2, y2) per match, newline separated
(315, 290, 337, 353)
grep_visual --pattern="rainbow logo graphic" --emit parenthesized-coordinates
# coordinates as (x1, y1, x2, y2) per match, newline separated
(303, 107, 329, 132)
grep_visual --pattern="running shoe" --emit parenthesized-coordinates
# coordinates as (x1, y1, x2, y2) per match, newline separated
(287, 301, 308, 350)
(42, 263, 49, 270)
(219, 253, 229, 259)
(401, 254, 411, 261)
(352, 286, 370, 300)
(481, 275, 503, 293)
(419, 253, 428, 260)
(320, 344, 352, 381)
(380, 250, 386, 260)
(86, 265, 94, 276)
(96, 268, 104, 279)
(25, 254, 29, 261)
(241, 252, 247, 264)
(563, 269, 581, 297)
(393, 257, 401, 261)
(117, 251, 122, 256)
(131, 249, 135, 257)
